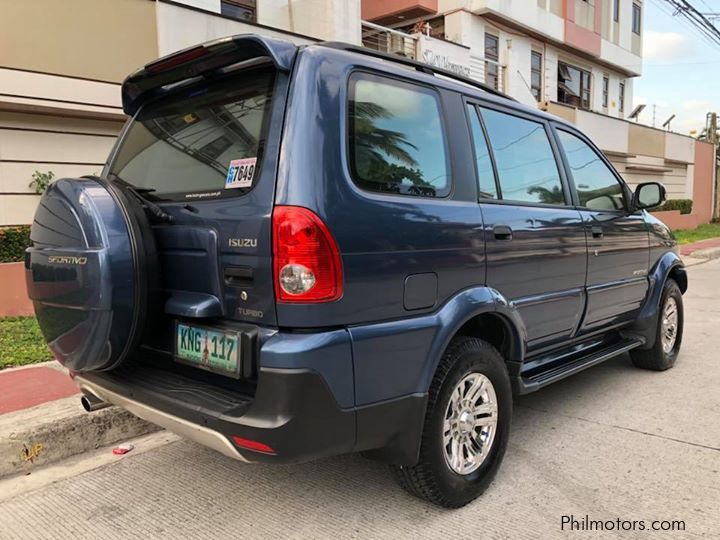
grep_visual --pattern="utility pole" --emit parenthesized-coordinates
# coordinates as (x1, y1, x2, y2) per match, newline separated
(652, 104, 656, 128)
(709, 112, 719, 220)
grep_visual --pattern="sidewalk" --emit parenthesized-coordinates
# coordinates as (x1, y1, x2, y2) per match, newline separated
(0, 362, 158, 478)
(679, 236, 720, 257)
(0, 363, 78, 415)
(679, 237, 720, 267)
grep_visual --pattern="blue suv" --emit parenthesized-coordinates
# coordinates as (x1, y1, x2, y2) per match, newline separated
(26, 35, 686, 508)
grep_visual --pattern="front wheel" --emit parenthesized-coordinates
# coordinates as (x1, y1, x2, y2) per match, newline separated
(391, 337, 512, 508)
(630, 278, 684, 371)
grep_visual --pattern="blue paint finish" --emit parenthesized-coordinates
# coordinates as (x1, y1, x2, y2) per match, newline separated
(350, 286, 525, 405)
(26, 178, 135, 372)
(640, 251, 684, 320)
(481, 202, 587, 350)
(260, 329, 355, 408)
(276, 46, 485, 329)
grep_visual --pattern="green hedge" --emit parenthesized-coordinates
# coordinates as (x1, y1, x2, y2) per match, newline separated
(657, 199, 693, 215)
(0, 226, 32, 263)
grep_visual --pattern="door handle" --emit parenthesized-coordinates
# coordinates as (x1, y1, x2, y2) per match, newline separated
(493, 224, 513, 240)
(224, 266, 254, 287)
(591, 226, 604, 239)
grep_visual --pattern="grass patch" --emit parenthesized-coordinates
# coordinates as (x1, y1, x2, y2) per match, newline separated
(0, 317, 52, 369)
(674, 222, 720, 245)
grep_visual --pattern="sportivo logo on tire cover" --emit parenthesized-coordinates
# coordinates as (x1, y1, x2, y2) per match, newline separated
(47, 255, 88, 265)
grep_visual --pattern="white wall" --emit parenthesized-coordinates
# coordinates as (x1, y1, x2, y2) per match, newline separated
(172, 0, 221, 12)
(0, 112, 122, 226)
(461, 0, 565, 42)
(156, 1, 315, 56)
(158, 0, 360, 52)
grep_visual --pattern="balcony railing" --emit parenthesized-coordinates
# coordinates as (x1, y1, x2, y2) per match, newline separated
(361, 20, 417, 59)
(361, 21, 506, 92)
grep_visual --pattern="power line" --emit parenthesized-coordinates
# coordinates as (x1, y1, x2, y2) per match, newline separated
(650, 0, 718, 48)
(659, 0, 720, 48)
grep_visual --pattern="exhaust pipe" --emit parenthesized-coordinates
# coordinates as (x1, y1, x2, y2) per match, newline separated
(81, 392, 111, 412)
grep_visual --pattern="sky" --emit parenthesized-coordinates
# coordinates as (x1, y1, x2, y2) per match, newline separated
(633, 0, 720, 136)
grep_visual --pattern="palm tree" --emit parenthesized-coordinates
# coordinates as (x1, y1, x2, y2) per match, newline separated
(527, 184, 564, 205)
(351, 101, 432, 191)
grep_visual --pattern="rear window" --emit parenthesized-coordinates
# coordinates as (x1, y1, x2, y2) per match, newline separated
(348, 72, 450, 198)
(109, 67, 275, 201)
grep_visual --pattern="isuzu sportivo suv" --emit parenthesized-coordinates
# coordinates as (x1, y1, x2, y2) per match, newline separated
(26, 35, 686, 508)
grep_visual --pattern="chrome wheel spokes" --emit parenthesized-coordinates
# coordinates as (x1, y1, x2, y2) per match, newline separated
(661, 296, 679, 354)
(443, 373, 498, 475)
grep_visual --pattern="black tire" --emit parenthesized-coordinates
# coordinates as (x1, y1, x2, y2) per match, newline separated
(391, 336, 512, 508)
(630, 278, 683, 371)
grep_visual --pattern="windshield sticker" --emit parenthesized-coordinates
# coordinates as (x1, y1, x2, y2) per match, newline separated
(225, 157, 257, 189)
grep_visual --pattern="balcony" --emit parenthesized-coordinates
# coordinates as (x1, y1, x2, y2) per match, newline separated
(361, 20, 417, 59)
(361, 21, 506, 93)
(362, 0, 438, 26)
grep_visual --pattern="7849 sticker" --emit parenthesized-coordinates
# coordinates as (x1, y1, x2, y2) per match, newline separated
(225, 157, 257, 189)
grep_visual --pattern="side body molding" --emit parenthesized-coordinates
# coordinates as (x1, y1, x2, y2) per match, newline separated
(349, 286, 526, 407)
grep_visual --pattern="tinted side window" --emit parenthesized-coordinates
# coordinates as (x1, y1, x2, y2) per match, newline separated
(348, 73, 450, 198)
(480, 108, 565, 205)
(557, 130, 625, 211)
(466, 104, 498, 199)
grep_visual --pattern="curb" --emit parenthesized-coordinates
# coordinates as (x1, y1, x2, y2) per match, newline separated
(688, 246, 720, 261)
(0, 396, 159, 478)
(681, 247, 720, 268)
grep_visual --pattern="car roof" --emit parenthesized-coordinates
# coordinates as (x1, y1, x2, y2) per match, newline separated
(121, 32, 574, 131)
(304, 41, 575, 130)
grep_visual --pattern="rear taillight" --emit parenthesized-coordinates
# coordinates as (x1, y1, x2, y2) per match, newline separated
(272, 206, 343, 303)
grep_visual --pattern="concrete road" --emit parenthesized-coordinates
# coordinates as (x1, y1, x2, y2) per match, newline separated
(2, 260, 719, 539)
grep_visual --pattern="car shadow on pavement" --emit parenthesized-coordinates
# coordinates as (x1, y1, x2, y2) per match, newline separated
(115, 353, 641, 514)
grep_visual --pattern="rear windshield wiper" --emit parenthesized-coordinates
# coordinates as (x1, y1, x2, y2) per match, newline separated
(106, 173, 174, 224)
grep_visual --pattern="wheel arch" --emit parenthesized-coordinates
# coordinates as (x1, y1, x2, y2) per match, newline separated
(423, 287, 527, 393)
(352, 286, 526, 466)
(626, 251, 685, 349)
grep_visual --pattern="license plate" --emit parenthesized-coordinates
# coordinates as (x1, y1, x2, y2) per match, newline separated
(175, 322, 240, 377)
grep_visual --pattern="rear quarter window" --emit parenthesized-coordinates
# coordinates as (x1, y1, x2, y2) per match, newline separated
(348, 72, 450, 198)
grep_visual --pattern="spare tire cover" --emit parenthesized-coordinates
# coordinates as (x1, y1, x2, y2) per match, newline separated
(25, 177, 157, 372)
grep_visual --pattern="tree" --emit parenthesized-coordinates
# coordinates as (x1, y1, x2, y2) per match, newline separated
(527, 184, 564, 205)
(351, 101, 433, 193)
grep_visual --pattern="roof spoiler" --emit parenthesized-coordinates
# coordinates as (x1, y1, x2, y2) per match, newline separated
(121, 34, 297, 115)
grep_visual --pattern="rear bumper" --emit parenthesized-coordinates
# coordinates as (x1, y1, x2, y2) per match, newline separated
(76, 364, 355, 465)
(77, 375, 249, 461)
(74, 325, 427, 465)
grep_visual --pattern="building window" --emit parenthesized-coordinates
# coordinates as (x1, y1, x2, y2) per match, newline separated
(221, 0, 256, 22)
(602, 76, 609, 108)
(613, 0, 620, 22)
(632, 3, 641, 34)
(530, 51, 543, 102)
(485, 34, 499, 90)
(619, 81, 626, 113)
(558, 62, 591, 110)
(348, 73, 450, 198)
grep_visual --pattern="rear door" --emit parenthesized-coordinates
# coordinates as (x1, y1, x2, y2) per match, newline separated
(553, 127, 649, 332)
(466, 102, 587, 352)
(106, 64, 288, 341)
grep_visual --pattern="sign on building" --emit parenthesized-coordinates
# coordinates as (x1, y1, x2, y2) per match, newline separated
(416, 34, 472, 78)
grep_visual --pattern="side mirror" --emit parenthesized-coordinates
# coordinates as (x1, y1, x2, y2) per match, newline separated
(633, 182, 666, 210)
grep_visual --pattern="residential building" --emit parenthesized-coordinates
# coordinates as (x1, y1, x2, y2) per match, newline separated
(361, 0, 716, 227)
(0, 0, 360, 226)
(1, 0, 714, 229)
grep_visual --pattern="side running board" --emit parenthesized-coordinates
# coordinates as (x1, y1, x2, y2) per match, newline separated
(516, 337, 645, 395)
